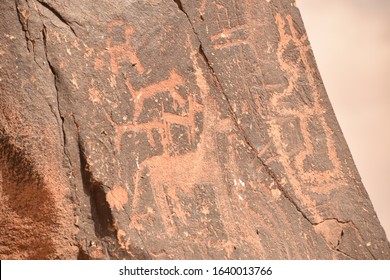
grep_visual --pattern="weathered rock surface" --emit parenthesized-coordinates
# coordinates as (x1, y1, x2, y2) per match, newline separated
(1, 0, 389, 259)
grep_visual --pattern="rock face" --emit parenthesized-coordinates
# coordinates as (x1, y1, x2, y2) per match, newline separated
(0, 0, 389, 259)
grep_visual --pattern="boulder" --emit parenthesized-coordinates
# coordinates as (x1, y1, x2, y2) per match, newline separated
(1, 0, 389, 259)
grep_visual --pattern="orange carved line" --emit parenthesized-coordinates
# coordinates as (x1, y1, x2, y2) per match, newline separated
(107, 22, 144, 74)
(199, 0, 208, 17)
(273, 13, 344, 183)
(211, 24, 249, 41)
(213, 40, 249, 50)
(125, 70, 186, 122)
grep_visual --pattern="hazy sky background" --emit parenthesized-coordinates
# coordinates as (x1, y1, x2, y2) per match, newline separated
(297, 0, 390, 239)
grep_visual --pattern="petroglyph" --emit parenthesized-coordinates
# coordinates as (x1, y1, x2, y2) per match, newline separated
(208, 0, 263, 51)
(99, 19, 206, 162)
(124, 38, 257, 256)
(273, 13, 345, 185)
(262, 13, 349, 222)
(106, 20, 144, 74)
(2, 0, 389, 260)
(129, 40, 217, 230)
(104, 70, 202, 155)
(124, 70, 187, 122)
(211, 25, 251, 49)
(199, 0, 208, 18)
(106, 185, 129, 211)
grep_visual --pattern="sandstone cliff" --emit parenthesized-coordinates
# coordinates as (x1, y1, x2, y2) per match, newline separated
(1, 0, 389, 259)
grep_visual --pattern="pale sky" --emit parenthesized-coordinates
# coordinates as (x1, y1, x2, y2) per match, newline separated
(297, 0, 390, 239)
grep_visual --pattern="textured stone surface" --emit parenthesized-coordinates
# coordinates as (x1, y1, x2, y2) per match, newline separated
(1, 0, 389, 259)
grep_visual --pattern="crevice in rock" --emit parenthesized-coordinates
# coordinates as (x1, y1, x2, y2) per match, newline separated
(173, 0, 184, 12)
(35, 0, 76, 36)
(15, 0, 32, 52)
(172, 0, 200, 38)
(15, 0, 72, 155)
(338, 229, 344, 248)
(313, 218, 376, 260)
(334, 229, 357, 259)
(77, 141, 116, 239)
(41, 23, 67, 158)
(15, 0, 42, 68)
(76, 246, 92, 260)
(28, 0, 72, 167)
(312, 217, 346, 226)
(75, 136, 139, 259)
(70, 119, 145, 259)
(335, 248, 356, 260)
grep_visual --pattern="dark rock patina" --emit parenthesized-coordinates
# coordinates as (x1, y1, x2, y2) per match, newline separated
(1, 0, 389, 259)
